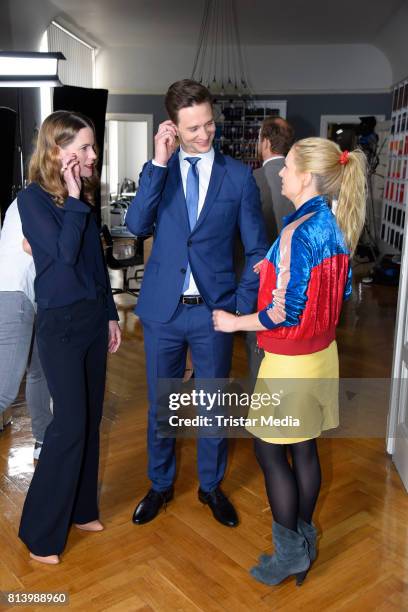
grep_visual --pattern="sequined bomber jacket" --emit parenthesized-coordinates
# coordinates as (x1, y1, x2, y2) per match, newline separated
(256, 195, 352, 356)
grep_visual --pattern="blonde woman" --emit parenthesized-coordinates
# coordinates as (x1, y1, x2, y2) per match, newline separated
(17, 111, 121, 565)
(213, 138, 366, 586)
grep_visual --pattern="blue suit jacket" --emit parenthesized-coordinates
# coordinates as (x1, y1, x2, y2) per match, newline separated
(126, 150, 268, 323)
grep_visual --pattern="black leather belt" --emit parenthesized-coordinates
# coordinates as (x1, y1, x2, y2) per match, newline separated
(180, 295, 203, 305)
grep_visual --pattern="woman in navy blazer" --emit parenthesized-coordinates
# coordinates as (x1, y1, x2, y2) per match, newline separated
(17, 111, 121, 565)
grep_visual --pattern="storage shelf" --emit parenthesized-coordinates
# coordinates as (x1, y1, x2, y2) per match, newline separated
(381, 78, 408, 252)
(213, 98, 287, 170)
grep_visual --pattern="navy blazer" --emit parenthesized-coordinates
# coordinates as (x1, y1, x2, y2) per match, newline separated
(18, 183, 118, 320)
(126, 150, 268, 322)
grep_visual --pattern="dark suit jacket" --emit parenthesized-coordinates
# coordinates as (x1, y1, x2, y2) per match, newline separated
(126, 150, 268, 323)
(18, 183, 118, 319)
(253, 157, 294, 243)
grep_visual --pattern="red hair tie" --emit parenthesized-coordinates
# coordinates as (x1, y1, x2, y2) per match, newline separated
(339, 150, 350, 165)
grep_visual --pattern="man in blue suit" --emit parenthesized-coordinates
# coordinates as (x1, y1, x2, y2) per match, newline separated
(126, 79, 268, 527)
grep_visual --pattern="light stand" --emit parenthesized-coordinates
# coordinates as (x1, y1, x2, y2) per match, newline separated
(0, 51, 65, 199)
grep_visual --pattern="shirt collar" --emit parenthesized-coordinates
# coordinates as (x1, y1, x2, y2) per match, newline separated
(179, 146, 215, 164)
(263, 155, 284, 167)
(282, 195, 329, 228)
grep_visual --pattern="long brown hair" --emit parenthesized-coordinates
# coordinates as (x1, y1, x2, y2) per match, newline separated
(292, 137, 367, 254)
(28, 110, 99, 206)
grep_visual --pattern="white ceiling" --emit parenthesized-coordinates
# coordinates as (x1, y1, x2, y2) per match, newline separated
(50, 0, 404, 48)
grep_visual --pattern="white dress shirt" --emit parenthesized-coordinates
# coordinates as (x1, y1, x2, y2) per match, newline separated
(152, 147, 215, 295)
(178, 147, 214, 295)
(0, 199, 36, 306)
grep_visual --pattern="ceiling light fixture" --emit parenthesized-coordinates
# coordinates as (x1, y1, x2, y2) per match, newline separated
(191, 0, 250, 97)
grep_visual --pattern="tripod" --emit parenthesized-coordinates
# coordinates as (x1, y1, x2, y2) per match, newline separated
(356, 134, 385, 263)
(357, 169, 380, 262)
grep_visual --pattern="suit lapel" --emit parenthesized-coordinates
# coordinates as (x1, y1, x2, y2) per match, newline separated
(167, 152, 190, 233)
(193, 150, 226, 233)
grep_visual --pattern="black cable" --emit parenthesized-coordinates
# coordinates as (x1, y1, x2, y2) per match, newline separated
(192, 0, 210, 80)
(209, 0, 217, 88)
(225, 0, 232, 90)
(232, 0, 249, 93)
(0, 106, 17, 114)
(220, 0, 225, 91)
(213, 0, 220, 87)
(228, 0, 238, 90)
(198, 9, 210, 83)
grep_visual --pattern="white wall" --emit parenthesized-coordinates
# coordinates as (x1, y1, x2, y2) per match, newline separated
(376, 2, 408, 85)
(246, 44, 392, 94)
(96, 43, 392, 94)
(0, 0, 55, 49)
(96, 44, 194, 94)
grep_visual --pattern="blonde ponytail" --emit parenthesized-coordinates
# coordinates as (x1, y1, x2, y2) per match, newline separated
(336, 149, 367, 255)
(293, 137, 367, 254)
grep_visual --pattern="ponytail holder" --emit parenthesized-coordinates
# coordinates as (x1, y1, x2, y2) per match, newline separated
(339, 150, 350, 165)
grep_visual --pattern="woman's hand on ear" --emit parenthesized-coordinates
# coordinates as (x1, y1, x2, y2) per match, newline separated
(61, 154, 81, 199)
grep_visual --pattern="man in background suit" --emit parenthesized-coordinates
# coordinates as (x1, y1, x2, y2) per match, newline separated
(255, 117, 295, 237)
(246, 117, 295, 384)
(126, 80, 268, 528)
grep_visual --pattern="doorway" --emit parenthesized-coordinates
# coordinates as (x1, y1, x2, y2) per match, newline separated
(320, 114, 386, 140)
(102, 113, 153, 227)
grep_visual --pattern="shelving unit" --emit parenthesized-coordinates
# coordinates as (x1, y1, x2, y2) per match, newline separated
(381, 80, 408, 252)
(213, 99, 287, 169)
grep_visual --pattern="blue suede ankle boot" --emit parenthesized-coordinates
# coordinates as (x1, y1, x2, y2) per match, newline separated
(298, 518, 318, 562)
(259, 517, 318, 566)
(250, 521, 310, 587)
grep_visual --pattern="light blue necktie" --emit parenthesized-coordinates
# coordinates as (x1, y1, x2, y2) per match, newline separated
(182, 157, 200, 293)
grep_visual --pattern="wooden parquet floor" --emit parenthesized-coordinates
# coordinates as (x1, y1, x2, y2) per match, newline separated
(0, 266, 407, 611)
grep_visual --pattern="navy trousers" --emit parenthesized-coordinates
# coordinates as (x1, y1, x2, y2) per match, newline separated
(141, 302, 233, 492)
(19, 293, 108, 556)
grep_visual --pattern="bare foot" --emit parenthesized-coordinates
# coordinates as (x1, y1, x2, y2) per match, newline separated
(29, 552, 59, 565)
(74, 520, 104, 532)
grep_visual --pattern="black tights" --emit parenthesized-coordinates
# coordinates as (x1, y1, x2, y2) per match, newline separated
(254, 437, 321, 531)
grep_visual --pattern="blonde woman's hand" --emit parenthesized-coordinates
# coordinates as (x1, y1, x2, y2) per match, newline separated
(22, 238, 32, 255)
(253, 259, 264, 275)
(108, 321, 121, 353)
(60, 153, 81, 199)
(212, 310, 238, 333)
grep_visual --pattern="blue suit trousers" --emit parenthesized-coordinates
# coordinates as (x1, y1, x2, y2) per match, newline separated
(141, 302, 233, 492)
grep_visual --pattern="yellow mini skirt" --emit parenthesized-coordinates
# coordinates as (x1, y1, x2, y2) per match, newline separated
(246, 340, 339, 444)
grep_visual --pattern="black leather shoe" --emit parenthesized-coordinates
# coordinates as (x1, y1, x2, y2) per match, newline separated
(132, 487, 174, 525)
(198, 486, 239, 527)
